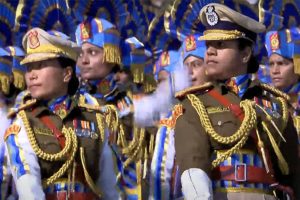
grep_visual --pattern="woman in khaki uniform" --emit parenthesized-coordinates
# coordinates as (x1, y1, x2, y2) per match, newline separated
(175, 3, 299, 200)
(4, 28, 120, 200)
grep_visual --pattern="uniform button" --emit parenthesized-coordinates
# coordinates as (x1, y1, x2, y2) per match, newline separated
(217, 121, 222, 126)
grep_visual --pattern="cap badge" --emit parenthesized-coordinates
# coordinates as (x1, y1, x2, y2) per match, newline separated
(270, 32, 279, 51)
(80, 22, 91, 41)
(206, 5, 218, 26)
(28, 31, 40, 49)
(160, 52, 170, 67)
(185, 36, 196, 52)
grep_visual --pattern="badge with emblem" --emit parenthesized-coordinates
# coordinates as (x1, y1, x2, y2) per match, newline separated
(99, 79, 110, 95)
(206, 5, 219, 26)
(270, 32, 280, 51)
(160, 51, 170, 67)
(80, 22, 91, 41)
(53, 104, 67, 119)
(29, 31, 40, 49)
(185, 35, 196, 52)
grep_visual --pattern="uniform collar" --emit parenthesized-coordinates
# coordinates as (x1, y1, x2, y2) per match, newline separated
(32, 95, 77, 119)
(217, 78, 262, 99)
(225, 74, 252, 98)
(90, 73, 117, 100)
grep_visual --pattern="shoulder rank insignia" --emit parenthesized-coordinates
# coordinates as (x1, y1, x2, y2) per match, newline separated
(260, 83, 290, 101)
(175, 82, 213, 98)
(7, 99, 37, 118)
(4, 124, 21, 140)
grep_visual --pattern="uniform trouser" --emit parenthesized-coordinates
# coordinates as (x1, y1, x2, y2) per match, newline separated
(214, 192, 277, 200)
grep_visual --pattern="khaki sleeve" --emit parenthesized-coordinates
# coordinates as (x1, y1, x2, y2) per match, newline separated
(280, 116, 300, 199)
(174, 101, 211, 176)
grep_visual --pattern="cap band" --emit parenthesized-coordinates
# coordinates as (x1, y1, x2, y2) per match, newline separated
(206, 20, 257, 42)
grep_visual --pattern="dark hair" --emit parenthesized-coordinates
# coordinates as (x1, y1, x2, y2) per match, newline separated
(237, 38, 259, 73)
(57, 57, 79, 95)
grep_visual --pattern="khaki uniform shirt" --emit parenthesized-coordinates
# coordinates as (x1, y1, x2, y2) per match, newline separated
(5, 93, 120, 200)
(175, 80, 300, 199)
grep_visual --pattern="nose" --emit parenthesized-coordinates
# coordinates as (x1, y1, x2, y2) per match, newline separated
(270, 64, 280, 74)
(80, 53, 89, 65)
(206, 45, 216, 56)
(27, 70, 38, 81)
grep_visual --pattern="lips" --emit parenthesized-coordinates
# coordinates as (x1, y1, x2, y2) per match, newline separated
(28, 84, 41, 90)
(206, 59, 218, 65)
(272, 77, 282, 82)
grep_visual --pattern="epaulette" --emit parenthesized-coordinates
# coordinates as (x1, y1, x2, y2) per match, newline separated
(175, 82, 213, 98)
(260, 83, 290, 101)
(159, 104, 183, 128)
(7, 99, 37, 118)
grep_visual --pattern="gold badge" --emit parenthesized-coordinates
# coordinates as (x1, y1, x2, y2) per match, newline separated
(207, 106, 230, 114)
(160, 52, 170, 67)
(270, 32, 279, 51)
(28, 30, 40, 49)
(185, 35, 196, 52)
(56, 108, 67, 119)
(80, 22, 91, 40)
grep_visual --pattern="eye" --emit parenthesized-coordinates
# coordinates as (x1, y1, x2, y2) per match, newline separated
(216, 41, 224, 48)
(91, 50, 97, 56)
(78, 52, 83, 57)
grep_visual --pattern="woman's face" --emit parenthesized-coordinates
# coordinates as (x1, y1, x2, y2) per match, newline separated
(204, 40, 247, 80)
(269, 53, 299, 90)
(25, 59, 70, 100)
(184, 55, 208, 86)
(76, 42, 114, 80)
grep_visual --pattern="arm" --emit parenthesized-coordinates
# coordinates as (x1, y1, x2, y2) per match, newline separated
(5, 117, 45, 200)
(174, 102, 213, 200)
(97, 129, 121, 200)
(280, 116, 300, 199)
(134, 66, 191, 127)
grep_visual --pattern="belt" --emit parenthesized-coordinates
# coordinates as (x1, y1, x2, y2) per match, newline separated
(212, 164, 276, 184)
(46, 191, 98, 200)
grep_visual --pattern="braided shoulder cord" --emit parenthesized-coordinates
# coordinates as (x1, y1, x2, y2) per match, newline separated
(96, 113, 105, 142)
(18, 110, 78, 185)
(260, 83, 290, 101)
(19, 110, 72, 161)
(187, 94, 256, 144)
(277, 97, 289, 130)
(45, 127, 78, 185)
(186, 94, 257, 168)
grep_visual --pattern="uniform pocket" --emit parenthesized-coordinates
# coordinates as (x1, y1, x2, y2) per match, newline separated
(209, 112, 240, 137)
(33, 131, 61, 154)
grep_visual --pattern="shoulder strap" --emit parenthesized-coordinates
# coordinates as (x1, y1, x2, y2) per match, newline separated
(207, 89, 244, 121)
(32, 108, 66, 148)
